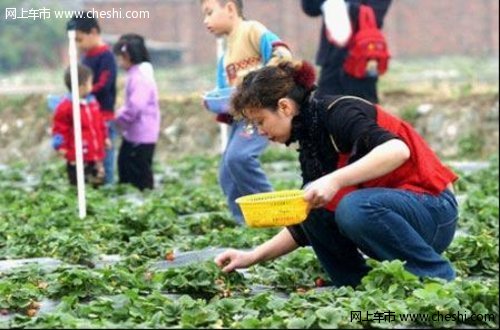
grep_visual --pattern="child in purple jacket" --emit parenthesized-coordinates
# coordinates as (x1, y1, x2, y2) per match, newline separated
(113, 34, 160, 190)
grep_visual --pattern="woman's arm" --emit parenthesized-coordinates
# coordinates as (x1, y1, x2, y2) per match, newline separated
(214, 228, 299, 272)
(305, 139, 410, 208)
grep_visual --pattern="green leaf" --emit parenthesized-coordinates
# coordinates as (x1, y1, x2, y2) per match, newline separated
(287, 317, 307, 329)
(316, 307, 342, 329)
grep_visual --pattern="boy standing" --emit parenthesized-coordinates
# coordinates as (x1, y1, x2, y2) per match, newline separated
(52, 65, 108, 187)
(201, 0, 292, 224)
(67, 13, 117, 184)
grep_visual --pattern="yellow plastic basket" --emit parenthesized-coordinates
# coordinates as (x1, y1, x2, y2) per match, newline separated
(236, 190, 309, 228)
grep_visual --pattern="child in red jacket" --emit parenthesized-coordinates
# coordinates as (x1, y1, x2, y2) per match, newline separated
(52, 64, 108, 186)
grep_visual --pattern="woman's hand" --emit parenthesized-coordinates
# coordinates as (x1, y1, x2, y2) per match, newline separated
(303, 173, 341, 209)
(214, 249, 256, 273)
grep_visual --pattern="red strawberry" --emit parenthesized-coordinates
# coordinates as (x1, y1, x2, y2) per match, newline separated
(315, 277, 325, 287)
(165, 251, 175, 261)
(26, 309, 37, 317)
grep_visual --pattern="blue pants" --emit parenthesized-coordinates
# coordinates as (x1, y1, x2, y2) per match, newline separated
(103, 121, 117, 185)
(219, 121, 273, 224)
(299, 188, 458, 287)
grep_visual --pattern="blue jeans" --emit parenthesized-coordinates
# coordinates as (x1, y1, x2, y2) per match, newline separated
(299, 188, 458, 287)
(219, 121, 273, 224)
(104, 120, 117, 185)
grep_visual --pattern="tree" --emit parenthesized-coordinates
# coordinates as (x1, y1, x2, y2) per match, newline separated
(0, 0, 66, 72)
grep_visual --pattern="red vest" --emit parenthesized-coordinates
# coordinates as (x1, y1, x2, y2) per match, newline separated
(326, 105, 458, 211)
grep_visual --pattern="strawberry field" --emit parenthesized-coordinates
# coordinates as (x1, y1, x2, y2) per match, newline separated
(0, 150, 498, 328)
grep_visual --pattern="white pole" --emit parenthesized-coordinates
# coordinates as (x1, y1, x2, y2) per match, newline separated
(216, 38, 228, 153)
(68, 29, 87, 219)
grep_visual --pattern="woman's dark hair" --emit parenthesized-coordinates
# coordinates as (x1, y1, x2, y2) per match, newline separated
(231, 61, 316, 118)
(113, 34, 151, 64)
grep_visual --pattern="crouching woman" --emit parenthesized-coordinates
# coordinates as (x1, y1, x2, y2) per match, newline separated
(214, 61, 459, 287)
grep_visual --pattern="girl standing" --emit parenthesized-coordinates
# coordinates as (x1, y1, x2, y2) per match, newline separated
(113, 34, 160, 190)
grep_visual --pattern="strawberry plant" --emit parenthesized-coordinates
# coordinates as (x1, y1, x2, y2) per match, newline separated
(166, 187, 226, 215)
(248, 248, 330, 290)
(445, 232, 499, 277)
(0, 154, 498, 328)
(0, 281, 42, 315)
(359, 260, 422, 295)
(99, 265, 153, 295)
(46, 266, 109, 300)
(181, 212, 237, 235)
(455, 158, 499, 236)
(46, 232, 98, 267)
(124, 232, 174, 259)
(187, 226, 278, 250)
(157, 261, 247, 297)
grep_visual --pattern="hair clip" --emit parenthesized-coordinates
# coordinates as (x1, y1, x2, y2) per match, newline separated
(293, 61, 316, 90)
(121, 44, 127, 53)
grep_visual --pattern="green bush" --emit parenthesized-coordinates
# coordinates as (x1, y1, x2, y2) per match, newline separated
(0, 0, 65, 72)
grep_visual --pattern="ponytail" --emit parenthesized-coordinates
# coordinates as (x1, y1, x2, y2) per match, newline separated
(292, 61, 316, 91)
